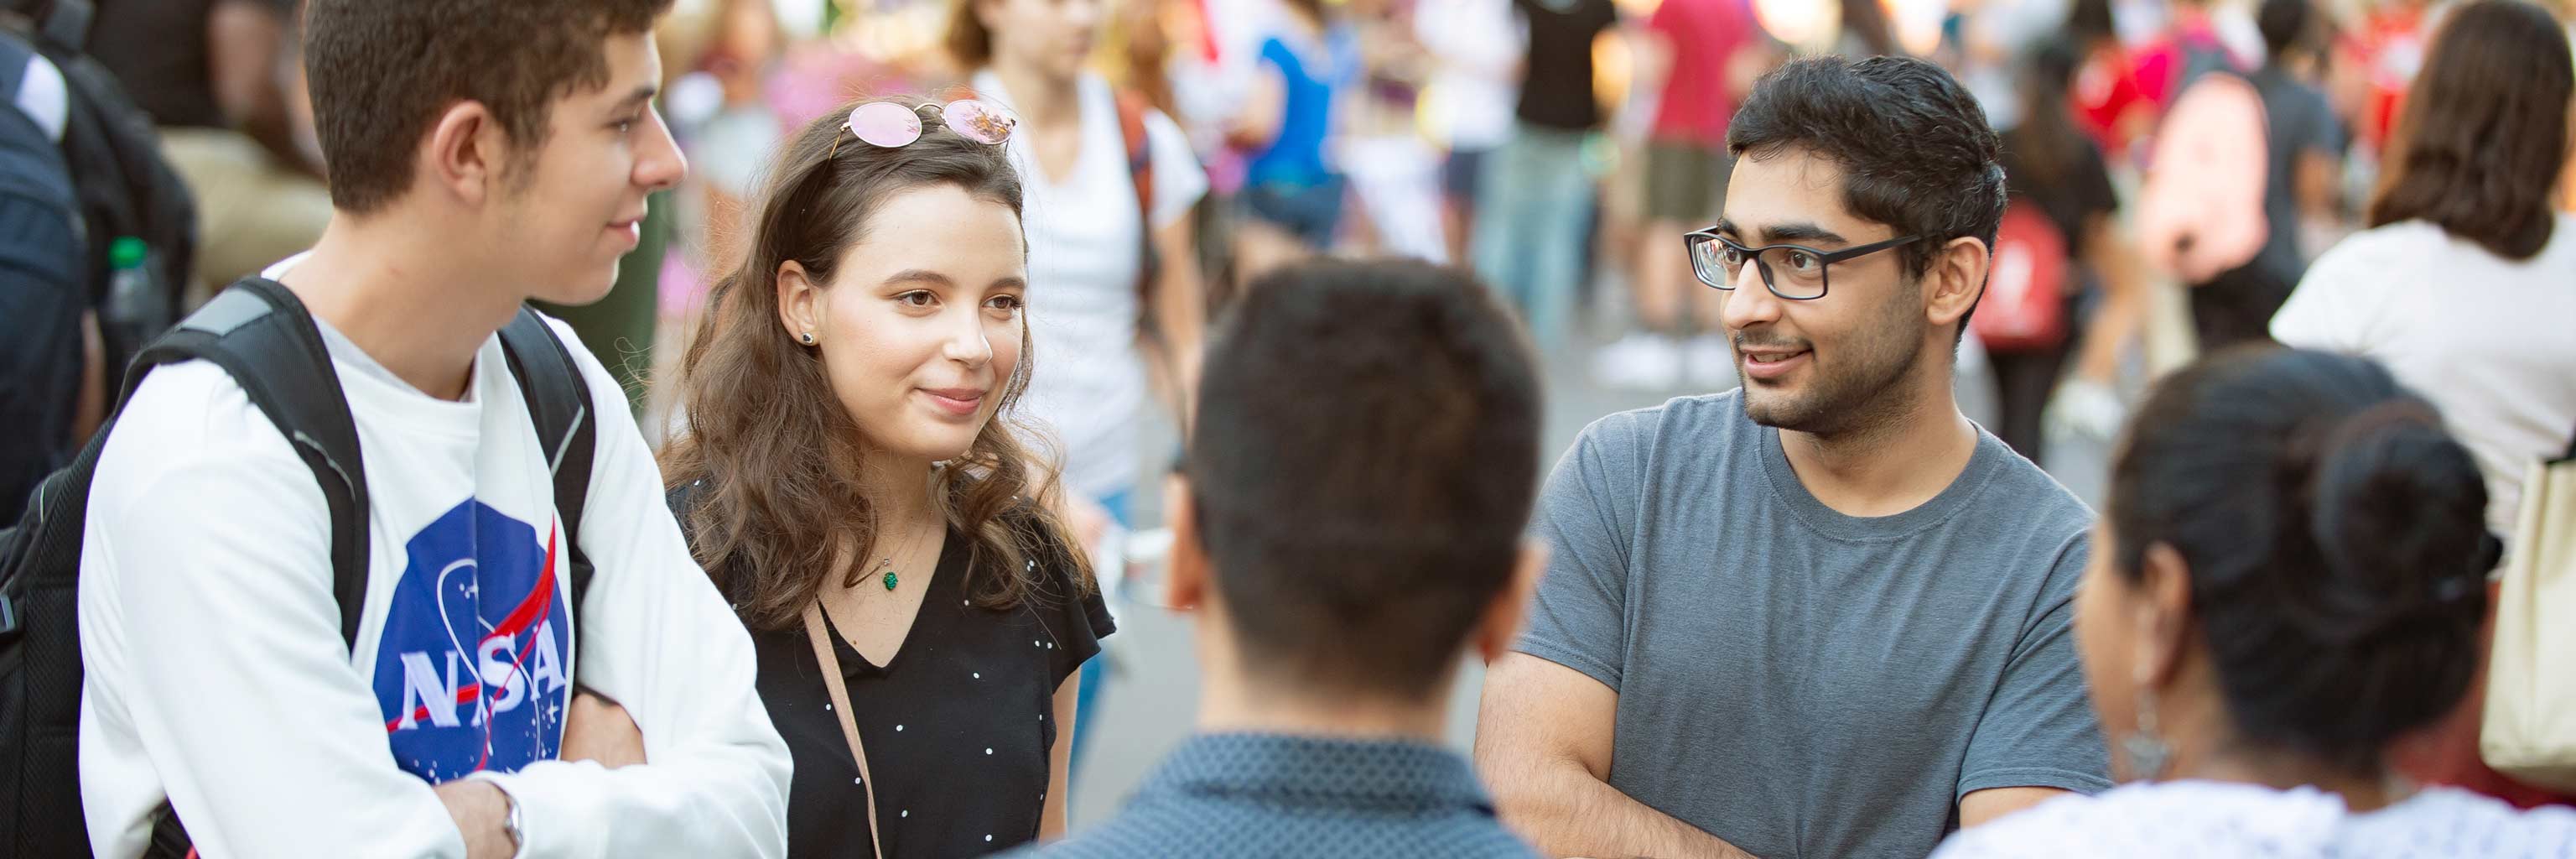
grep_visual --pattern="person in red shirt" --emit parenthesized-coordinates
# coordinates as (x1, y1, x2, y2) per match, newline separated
(2067, 0, 2153, 163)
(1597, 0, 1768, 390)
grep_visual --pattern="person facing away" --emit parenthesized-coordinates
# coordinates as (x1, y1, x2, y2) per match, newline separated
(75, 2, 792, 857)
(1474, 55, 2111, 859)
(1933, 347, 2576, 858)
(1002, 258, 1545, 859)
(2271, 1, 2576, 808)
(2274, 0, 2576, 542)
(658, 97, 1111, 858)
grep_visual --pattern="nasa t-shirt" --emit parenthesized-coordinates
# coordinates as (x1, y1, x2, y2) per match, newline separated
(75, 308, 792, 857)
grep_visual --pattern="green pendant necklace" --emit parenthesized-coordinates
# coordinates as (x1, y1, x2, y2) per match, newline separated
(880, 564, 899, 591)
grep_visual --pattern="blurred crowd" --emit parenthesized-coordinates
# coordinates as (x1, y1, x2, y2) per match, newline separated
(3, 0, 2575, 856)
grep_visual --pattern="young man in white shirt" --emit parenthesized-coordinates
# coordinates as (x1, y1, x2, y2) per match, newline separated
(74, 2, 792, 856)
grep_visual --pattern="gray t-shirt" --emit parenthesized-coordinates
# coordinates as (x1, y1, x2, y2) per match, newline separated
(1518, 392, 2111, 859)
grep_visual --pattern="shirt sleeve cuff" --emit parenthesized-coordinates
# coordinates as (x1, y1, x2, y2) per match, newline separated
(1957, 766, 2115, 800)
(1514, 636, 1623, 693)
(467, 760, 611, 858)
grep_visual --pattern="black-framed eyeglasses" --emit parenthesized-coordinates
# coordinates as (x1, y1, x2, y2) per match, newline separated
(1682, 230, 1924, 300)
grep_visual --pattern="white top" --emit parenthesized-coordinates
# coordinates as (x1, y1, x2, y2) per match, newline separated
(1415, 0, 1526, 150)
(77, 289, 792, 856)
(2272, 215, 2576, 539)
(1933, 781, 2576, 858)
(973, 70, 1210, 500)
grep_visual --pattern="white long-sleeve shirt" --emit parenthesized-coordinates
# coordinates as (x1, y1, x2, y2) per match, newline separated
(76, 308, 791, 858)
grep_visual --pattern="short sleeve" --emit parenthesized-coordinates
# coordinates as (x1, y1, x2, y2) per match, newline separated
(1140, 107, 1209, 228)
(1039, 528, 1116, 687)
(1959, 533, 2115, 799)
(1514, 413, 1648, 692)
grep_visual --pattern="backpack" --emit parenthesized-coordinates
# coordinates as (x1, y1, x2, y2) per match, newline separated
(0, 278, 599, 858)
(1975, 198, 2074, 353)
(2136, 43, 2269, 285)
(0, 0, 199, 388)
(0, 39, 84, 525)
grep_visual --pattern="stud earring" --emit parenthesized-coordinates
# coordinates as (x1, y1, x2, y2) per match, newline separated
(800, 331, 816, 345)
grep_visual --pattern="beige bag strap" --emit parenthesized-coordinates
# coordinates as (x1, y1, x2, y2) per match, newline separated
(803, 601, 887, 859)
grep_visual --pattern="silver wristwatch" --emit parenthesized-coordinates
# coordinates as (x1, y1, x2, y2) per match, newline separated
(501, 786, 526, 856)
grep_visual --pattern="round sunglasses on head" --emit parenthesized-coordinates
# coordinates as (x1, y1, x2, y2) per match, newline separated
(840, 100, 1015, 151)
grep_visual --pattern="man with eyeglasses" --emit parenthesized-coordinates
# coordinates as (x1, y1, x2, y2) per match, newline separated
(1475, 56, 2109, 859)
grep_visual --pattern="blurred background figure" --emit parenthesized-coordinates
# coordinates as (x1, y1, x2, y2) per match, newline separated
(2272, 0, 2576, 809)
(1472, 0, 1620, 351)
(1415, 0, 1523, 265)
(1989, 37, 2140, 466)
(951, 0, 1213, 768)
(1595, 0, 1763, 390)
(1337, 0, 1451, 263)
(1228, 0, 1355, 281)
(90, 0, 319, 296)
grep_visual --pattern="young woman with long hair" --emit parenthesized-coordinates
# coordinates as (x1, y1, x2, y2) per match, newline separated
(662, 97, 1109, 857)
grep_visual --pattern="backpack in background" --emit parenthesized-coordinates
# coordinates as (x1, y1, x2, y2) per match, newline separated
(2136, 46, 2269, 285)
(1975, 198, 2073, 353)
(2, 0, 198, 387)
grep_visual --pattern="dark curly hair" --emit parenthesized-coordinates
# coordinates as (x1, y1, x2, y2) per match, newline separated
(2109, 347, 2495, 774)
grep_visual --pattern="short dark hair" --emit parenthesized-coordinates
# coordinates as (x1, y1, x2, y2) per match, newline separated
(1187, 261, 1542, 700)
(302, 0, 675, 214)
(1727, 56, 2006, 336)
(2110, 347, 2493, 774)
(2367, 0, 2572, 261)
(2257, 0, 2317, 60)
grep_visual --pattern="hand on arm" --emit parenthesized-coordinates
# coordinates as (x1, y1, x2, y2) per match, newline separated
(435, 780, 519, 859)
(1475, 653, 1759, 859)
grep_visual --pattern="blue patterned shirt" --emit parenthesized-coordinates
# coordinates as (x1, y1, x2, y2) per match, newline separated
(1003, 732, 1538, 858)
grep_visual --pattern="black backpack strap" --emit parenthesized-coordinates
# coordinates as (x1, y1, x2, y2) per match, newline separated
(123, 279, 371, 648)
(41, 0, 95, 52)
(496, 308, 596, 610)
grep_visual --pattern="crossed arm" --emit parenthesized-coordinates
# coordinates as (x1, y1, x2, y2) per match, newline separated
(1475, 654, 2063, 859)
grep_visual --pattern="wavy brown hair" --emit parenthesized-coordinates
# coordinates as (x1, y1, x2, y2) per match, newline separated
(2366, 0, 2573, 261)
(661, 97, 1092, 632)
